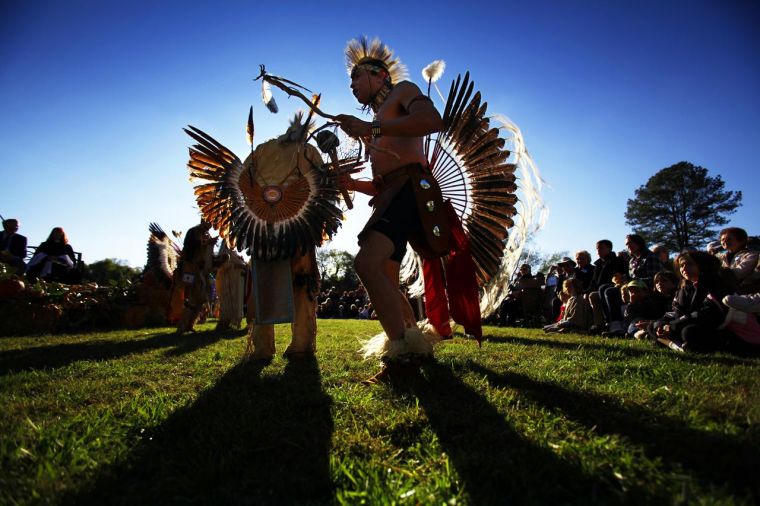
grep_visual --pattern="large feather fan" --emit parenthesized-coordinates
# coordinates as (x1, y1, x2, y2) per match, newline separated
(401, 72, 547, 316)
(185, 124, 346, 260)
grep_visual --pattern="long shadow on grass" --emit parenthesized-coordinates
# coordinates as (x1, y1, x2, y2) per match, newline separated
(409, 361, 642, 504)
(485, 334, 758, 367)
(0, 329, 237, 376)
(466, 361, 759, 502)
(162, 327, 246, 358)
(66, 357, 334, 505)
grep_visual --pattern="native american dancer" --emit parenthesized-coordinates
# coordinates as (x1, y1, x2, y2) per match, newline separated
(214, 242, 247, 331)
(138, 222, 181, 325)
(184, 111, 355, 361)
(326, 37, 545, 383)
(175, 221, 227, 334)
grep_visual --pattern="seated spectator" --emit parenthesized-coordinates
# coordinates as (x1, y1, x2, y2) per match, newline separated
(543, 267, 559, 322)
(587, 239, 627, 333)
(499, 263, 533, 326)
(322, 297, 336, 318)
(649, 270, 679, 318)
(652, 244, 674, 271)
(654, 251, 738, 352)
(26, 227, 77, 282)
(626, 234, 662, 287)
(718, 227, 759, 292)
(543, 278, 590, 333)
(557, 256, 576, 279)
(721, 293, 760, 347)
(0, 218, 27, 276)
(607, 279, 670, 338)
(573, 250, 594, 293)
(720, 254, 760, 346)
(600, 235, 661, 336)
(631, 270, 679, 340)
(738, 256, 760, 296)
(552, 257, 576, 320)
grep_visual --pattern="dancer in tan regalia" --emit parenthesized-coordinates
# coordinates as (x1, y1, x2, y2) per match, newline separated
(184, 107, 355, 361)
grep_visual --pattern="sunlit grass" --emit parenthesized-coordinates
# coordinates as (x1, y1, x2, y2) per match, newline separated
(1, 321, 758, 504)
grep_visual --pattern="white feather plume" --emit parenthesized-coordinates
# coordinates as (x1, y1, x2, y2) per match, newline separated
(478, 114, 549, 317)
(422, 60, 446, 83)
(261, 80, 279, 113)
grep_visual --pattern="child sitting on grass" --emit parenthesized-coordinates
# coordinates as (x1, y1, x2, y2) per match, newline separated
(619, 279, 672, 338)
(631, 270, 679, 340)
(543, 278, 590, 333)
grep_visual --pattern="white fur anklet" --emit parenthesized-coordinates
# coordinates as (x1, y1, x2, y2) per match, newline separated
(360, 327, 434, 362)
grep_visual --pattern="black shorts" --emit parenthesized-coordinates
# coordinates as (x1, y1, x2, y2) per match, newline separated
(369, 181, 422, 263)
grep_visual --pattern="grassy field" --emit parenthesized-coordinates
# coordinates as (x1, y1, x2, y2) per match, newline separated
(1, 320, 758, 505)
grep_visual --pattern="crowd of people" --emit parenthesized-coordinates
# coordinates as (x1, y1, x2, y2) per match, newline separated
(5, 216, 759, 353)
(499, 227, 760, 353)
(316, 287, 376, 319)
(0, 218, 80, 283)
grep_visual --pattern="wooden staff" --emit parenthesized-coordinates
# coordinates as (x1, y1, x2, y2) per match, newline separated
(258, 67, 400, 161)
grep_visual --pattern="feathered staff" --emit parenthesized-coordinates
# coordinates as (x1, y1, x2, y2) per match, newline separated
(256, 65, 331, 119)
(255, 64, 400, 160)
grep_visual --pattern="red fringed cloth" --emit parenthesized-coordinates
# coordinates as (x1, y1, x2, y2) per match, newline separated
(422, 202, 482, 344)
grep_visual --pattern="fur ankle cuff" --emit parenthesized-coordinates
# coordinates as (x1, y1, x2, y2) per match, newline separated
(360, 327, 434, 362)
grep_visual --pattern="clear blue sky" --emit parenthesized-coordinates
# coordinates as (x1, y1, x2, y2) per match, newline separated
(1, 0, 758, 268)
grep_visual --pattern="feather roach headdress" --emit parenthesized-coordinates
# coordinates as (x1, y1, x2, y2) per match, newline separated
(345, 36, 408, 84)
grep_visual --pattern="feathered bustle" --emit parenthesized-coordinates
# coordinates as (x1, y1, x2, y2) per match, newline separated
(399, 71, 547, 316)
(184, 123, 345, 260)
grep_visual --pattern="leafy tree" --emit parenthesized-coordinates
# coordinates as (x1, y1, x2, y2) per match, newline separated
(518, 248, 569, 276)
(83, 258, 141, 287)
(625, 162, 742, 251)
(536, 251, 570, 275)
(316, 249, 358, 291)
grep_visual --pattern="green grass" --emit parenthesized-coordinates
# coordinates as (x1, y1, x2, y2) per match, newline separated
(1, 321, 758, 505)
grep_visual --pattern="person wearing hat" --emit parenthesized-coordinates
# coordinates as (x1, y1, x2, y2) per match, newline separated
(604, 279, 663, 338)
